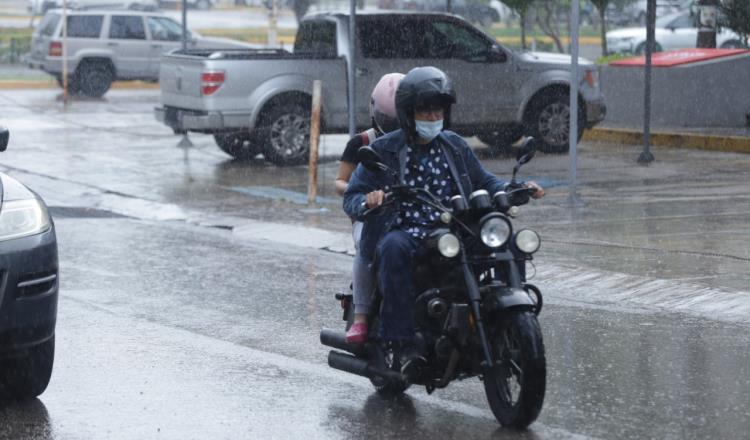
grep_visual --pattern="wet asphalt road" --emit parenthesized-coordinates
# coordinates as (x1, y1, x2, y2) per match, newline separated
(0, 89, 749, 438)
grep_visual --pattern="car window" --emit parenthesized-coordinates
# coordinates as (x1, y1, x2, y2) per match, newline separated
(293, 20, 337, 57)
(147, 16, 183, 41)
(429, 20, 491, 61)
(37, 13, 61, 37)
(358, 18, 433, 59)
(109, 15, 146, 40)
(66, 15, 104, 38)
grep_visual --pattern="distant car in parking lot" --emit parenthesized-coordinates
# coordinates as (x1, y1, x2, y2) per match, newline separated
(606, 0, 681, 26)
(606, 10, 745, 54)
(28, 8, 257, 97)
(0, 127, 58, 400)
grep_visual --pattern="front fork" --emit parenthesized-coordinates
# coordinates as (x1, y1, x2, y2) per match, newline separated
(460, 251, 497, 373)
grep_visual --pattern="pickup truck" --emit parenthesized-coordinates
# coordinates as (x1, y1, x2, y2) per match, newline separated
(155, 12, 606, 165)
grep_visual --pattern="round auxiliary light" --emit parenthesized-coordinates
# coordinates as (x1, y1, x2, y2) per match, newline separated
(515, 229, 541, 254)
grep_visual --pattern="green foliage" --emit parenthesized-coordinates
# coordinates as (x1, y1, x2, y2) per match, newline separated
(503, 0, 535, 15)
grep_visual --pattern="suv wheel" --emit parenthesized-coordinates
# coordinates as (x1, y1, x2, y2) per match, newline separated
(71, 60, 113, 98)
(525, 91, 584, 154)
(258, 100, 311, 166)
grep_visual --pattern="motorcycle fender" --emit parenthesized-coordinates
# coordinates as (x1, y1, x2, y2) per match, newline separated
(485, 287, 535, 313)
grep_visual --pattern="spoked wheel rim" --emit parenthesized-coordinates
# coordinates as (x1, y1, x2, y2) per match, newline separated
(269, 113, 310, 160)
(537, 101, 569, 147)
(492, 324, 525, 407)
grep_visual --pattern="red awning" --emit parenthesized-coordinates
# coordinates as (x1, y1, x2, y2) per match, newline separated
(610, 48, 750, 67)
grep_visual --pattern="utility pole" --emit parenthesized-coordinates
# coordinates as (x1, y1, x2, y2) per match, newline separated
(268, 0, 279, 47)
(696, 0, 719, 48)
(638, 0, 656, 164)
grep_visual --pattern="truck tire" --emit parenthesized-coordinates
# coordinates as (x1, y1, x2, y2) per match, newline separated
(214, 132, 262, 160)
(258, 100, 311, 166)
(525, 90, 584, 154)
(72, 60, 113, 98)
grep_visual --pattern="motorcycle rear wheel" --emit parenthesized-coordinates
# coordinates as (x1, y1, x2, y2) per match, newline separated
(484, 311, 546, 429)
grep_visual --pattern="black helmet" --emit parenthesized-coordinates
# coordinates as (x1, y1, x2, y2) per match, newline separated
(395, 66, 456, 143)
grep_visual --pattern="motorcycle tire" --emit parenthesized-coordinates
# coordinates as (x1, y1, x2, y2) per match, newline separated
(483, 311, 546, 429)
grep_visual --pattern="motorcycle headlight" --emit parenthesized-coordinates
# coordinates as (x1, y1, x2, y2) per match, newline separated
(480, 215, 511, 248)
(515, 229, 541, 254)
(437, 233, 460, 258)
(0, 198, 51, 241)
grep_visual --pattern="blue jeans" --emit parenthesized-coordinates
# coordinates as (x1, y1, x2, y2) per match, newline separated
(375, 229, 420, 342)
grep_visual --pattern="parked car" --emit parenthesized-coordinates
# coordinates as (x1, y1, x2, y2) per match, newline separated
(0, 127, 58, 400)
(29, 0, 159, 15)
(28, 9, 257, 97)
(606, 0, 681, 26)
(606, 10, 745, 54)
(155, 12, 606, 163)
(488, 0, 516, 24)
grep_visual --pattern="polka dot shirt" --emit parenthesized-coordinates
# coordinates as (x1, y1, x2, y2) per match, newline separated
(396, 142, 455, 240)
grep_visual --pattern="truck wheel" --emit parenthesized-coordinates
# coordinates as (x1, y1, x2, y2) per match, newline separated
(0, 336, 54, 400)
(525, 91, 584, 154)
(72, 61, 113, 98)
(259, 101, 311, 166)
(214, 132, 262, 160)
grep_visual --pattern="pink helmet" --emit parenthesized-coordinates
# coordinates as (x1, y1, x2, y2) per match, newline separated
(370, 72, 405, 135)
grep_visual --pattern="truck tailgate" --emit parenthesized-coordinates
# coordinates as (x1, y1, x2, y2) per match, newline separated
(159, 54, 205, 108)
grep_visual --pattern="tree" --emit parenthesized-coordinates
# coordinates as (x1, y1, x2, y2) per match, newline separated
(504, 0, 536, 49)
(534, 0, 566, 53)
(590, 0, 610, 55)
(719, 0, 750, 46)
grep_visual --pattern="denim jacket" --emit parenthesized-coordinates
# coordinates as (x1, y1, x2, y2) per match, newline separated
(343, 129, 507, 261)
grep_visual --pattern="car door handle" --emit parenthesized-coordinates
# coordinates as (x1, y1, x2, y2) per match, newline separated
(151, 44, 163, 49)
(107, 42, 118, 47)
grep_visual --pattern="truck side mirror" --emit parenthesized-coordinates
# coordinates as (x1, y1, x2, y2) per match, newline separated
(0, 127, 8, 152)
(489, 45, 507, 63)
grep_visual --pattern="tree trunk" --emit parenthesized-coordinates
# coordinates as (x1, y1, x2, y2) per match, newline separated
(521, 11, 527, 49)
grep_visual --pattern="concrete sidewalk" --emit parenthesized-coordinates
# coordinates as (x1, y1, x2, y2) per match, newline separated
(585, 123, 750, 154)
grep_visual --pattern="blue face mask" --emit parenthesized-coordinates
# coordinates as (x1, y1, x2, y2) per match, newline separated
(415, 119, 443, 142)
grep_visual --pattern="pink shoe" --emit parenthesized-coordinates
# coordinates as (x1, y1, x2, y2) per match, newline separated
(346, 322, 368, 344)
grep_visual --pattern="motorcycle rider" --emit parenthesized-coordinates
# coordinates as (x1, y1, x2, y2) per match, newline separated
(335, 72, 405, 344)
(343, 66, 544, 379)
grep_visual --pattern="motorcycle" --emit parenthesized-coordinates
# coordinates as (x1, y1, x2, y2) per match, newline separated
(320, 138, 546, 429)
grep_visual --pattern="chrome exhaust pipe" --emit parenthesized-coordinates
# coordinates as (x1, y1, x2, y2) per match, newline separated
(320, 328, 366, 357)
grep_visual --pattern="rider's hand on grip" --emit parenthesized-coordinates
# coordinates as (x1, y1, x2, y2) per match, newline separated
(366, 190, 385, 209)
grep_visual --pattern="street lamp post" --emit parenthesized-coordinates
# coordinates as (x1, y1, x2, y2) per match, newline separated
(638, 0, 656, 164)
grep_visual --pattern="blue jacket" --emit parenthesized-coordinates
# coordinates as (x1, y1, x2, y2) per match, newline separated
(344, 129, 507, 261)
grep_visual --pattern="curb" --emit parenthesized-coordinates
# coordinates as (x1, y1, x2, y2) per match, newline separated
(584, 127, 750, 154)
(0, 80, 160, 90)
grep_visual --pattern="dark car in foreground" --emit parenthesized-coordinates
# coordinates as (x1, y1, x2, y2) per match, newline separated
(0, 128, 58, 400)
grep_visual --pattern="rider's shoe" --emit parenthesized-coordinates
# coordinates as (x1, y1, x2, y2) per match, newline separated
(398, 343, 426, 384)
(345, 322, 368, 344)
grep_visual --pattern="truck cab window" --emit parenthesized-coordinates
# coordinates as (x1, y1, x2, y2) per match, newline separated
(294, 20, 337, 57)
(66, 15, 104, 39)
(110, 16, 146, 40)
(430, 20, 491, 61)
(359, 18, 431, 59)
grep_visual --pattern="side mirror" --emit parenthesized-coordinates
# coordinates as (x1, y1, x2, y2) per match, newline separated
(515, 136, 537, 164)
(489, 45, 507, 63)
(0, 127, 8, 152)
(356, 146, 385, 173)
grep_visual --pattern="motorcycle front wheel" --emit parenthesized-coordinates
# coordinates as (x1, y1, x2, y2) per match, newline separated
(484, 311, 546, 429)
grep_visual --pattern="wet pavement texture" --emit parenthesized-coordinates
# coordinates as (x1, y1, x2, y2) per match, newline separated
(0, 89, 749, 438)
(0, 217, 747, 439)
(1, 88, 748, 292)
